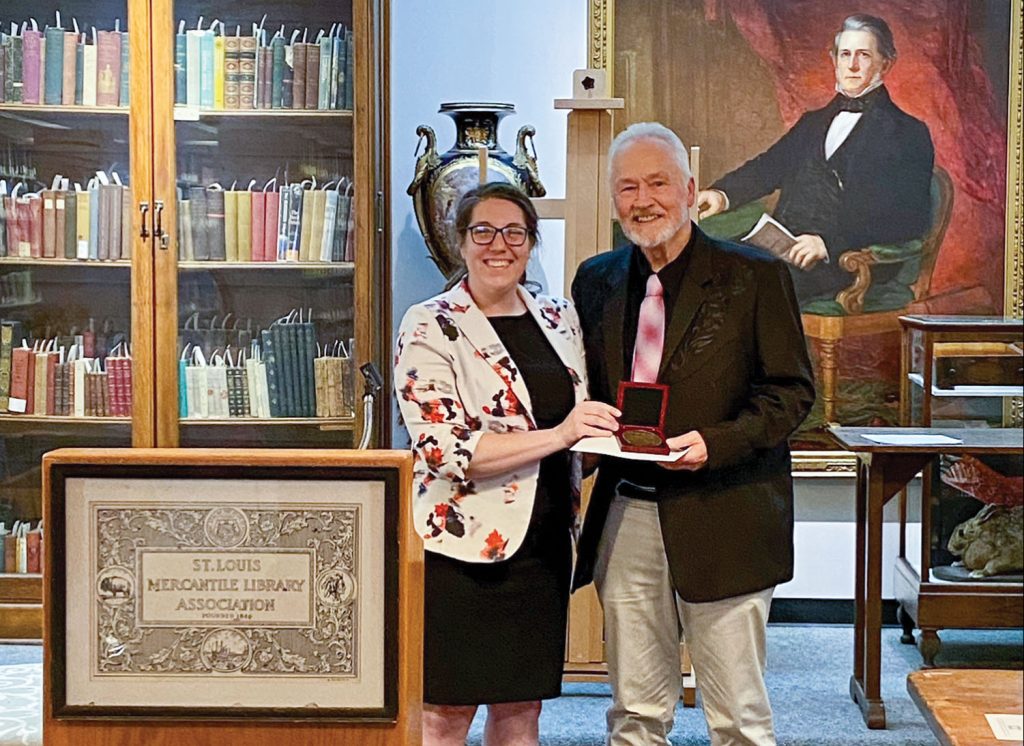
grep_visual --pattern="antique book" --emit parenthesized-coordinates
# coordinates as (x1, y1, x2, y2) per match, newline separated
(318, 34, 332, 109)
(304, 42, 319, 110)
(74, 36, 83, 104)
(207, 361, 229, 418)
(185, 28, 202, 107)
(329, 33, 342, 109)
(26, 194, 43, 258)
(259, 329, 281, 417)
(0, 321, 15, 411)
(41, 189, 57, 258)
(271, 322, 293, 416)
(223, 34, 240, 109)
(741, 213, 798, 260)
(53, 360, 65, 415)
(226, 365, 245, 416)
(21, 29, 43, 104)
(270, 36, 285, 108)
(213, 32, 224, 109)
(344, 28, 353, 109)
(314, 356, 328, 417)
(178, 197, 193, 260)
(45, 349, 58, 415)
(73, 357, 88, 417)
(236, 189, 252, 261)
(95, 30, 120, 106)
(63, 189, 76, 258)
(0, 194, 6, 257)
(25, 527, 41, 573)
(238, 35, 257, 109)
(62, 30, 76, 105)
(334, 187, 352, 262)
(299, 188, 315, 262)
(205, 187, 227, 260)
(307, 189, 326, 261)
(43, 25, 64, 104)
(199, 29, 214, 108)
(223, 189, 239, 261)
(0, 44, 5, 103)
(82, 39, 97, 106)
(54, 188, 66, 258)
(87, 181, 100, 259)
(291, 42, 306, 109)
(120, 186, 131, 258)
(320, 189, 339, 262)
(286, 184, 303, 261)
(33, 348, 49, 415)
(249, 191, 265, 262)
(300, 317, 317, 416)
(174, 27, 186, 104)
(188, 186, 209, 260)
(260, 45, 273, 108)
(265, 189, 281, 261)
(5, 34, 23, 103)
(281, 45, 294, 108)
(118, 31, 128, 106)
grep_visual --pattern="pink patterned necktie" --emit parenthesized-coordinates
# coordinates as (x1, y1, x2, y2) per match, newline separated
(631, 273, 664, 383)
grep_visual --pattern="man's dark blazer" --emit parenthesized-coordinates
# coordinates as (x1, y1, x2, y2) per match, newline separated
(713, 86, 934, 299)
(570, 228, 816, 603)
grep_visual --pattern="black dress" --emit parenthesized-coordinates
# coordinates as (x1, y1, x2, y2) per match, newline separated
(423, 311, 576, 705)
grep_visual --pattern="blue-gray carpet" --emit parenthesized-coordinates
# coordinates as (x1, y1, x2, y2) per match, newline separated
(1, 627, 1021, 745)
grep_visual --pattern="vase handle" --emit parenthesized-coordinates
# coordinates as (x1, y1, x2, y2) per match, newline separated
(408, 125, 440, 195)
(514, 125, 547, 198)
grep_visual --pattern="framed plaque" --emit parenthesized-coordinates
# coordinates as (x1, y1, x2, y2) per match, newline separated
(45, 453, 408, 722)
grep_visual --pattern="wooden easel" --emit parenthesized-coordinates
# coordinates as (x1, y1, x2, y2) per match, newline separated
(489, 86, 699, 707)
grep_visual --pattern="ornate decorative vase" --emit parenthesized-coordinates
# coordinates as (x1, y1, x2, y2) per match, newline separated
(407, 102, 546, 279)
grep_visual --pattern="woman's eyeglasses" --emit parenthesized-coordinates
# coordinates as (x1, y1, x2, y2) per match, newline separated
(467, 224, 530, 247)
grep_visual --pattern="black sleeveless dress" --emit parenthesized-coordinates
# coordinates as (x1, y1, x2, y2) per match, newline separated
(422, 311, 575, 705)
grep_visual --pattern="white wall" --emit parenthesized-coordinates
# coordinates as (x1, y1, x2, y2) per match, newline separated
(389, 4, 587, 434)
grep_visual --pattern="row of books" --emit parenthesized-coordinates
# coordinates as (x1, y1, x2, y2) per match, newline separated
(179, 313, 355, 419)
(0, 17, 128, 107)
(174, 20, 353, 111)
(1, 521, 42, 574)
(178, 179, 354, 262)
(0, 175, 132, 260)
(0, 334, 132, 416)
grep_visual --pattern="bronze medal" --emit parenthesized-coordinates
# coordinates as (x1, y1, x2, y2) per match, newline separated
(622, 430, 662, 447)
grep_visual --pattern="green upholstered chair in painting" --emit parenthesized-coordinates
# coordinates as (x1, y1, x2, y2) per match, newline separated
(701, 166, 954, 422)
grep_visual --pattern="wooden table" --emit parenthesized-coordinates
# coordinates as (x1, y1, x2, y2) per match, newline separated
(829, 427, 1022, 729)
(908, 669, 1023, 745)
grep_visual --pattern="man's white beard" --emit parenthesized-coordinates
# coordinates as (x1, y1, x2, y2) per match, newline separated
(620, 213, 687, 249)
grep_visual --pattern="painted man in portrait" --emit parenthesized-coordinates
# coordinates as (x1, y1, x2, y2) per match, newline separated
(697, 13, 935, 307)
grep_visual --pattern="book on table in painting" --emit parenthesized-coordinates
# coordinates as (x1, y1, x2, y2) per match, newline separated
(177, 176, 354, 263)
(173, 17, 353, 110)
(0, 14, 127, 108)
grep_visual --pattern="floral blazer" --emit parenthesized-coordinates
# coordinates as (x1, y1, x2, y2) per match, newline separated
(394, 280, 588, 563)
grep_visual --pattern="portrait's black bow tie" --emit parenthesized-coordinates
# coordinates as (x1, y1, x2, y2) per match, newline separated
(835, 95, 869, 113)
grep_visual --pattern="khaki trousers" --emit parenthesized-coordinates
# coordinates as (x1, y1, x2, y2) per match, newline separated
(594, 495, 777, 746)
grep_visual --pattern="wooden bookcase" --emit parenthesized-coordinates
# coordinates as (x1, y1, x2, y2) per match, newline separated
(0, 0, 390, 638)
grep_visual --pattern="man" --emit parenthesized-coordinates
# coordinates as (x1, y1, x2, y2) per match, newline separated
(571, 122, 815, 745)
(697, 14, 934, 306)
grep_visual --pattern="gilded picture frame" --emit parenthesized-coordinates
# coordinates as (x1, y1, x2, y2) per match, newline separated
(589, 0, 1023, 472)
(47, 461, 400, 720)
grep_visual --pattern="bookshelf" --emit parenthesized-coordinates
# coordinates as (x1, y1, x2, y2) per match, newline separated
(0, 0, 388, 638)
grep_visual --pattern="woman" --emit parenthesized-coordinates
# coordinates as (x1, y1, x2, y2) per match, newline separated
(394, 182, 619, 745)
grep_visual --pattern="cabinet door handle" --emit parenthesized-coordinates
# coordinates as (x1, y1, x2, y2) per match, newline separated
(139, 202, 150, 239)
(154, 200, 169, 249)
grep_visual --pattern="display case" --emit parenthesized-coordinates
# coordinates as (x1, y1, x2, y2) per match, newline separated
(894, 314, 1023, 665)
(0, 0, 388, 638)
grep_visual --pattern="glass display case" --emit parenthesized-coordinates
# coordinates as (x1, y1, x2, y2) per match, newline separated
(895, 314, 1023, 665)
(0, 0, 388, 637)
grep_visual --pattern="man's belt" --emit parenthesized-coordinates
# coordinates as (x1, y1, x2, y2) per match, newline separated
(615, 480, 659, 501)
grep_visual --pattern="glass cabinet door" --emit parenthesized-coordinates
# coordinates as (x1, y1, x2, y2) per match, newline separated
(0, 0, 149, 588)
(152, 0, 385, 449)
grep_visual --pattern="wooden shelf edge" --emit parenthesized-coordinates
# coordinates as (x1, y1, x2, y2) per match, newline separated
(0, 415, 131, 424)
(0, 103, 127, 115)
(174, 107, 354, 121)
(0, 257, 130, 267)
(180, 418, 355, 426)
(178, 261, 354, 270)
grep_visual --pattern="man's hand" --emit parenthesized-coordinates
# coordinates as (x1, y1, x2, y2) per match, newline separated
(659, 431, 708, 472)
(696, 189, 728, 220)
(786, 234, 828, 270)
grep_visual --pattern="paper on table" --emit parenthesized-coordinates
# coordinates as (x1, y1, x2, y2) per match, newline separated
(861, 434, 963, 446)
(571, 435, 686, 462)
(985, 713, 1023, 740)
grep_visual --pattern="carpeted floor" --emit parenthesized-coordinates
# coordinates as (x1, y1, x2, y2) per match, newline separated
(1, 626, 1021, 745)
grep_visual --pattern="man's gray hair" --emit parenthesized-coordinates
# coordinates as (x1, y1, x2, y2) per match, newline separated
(608, 122, 692, 183)
(832, 14, 897, 61)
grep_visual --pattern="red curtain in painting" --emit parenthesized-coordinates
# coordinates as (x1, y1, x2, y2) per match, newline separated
(705, 0, 1007, 309)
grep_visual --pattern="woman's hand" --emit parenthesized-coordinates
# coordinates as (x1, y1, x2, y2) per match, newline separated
(554, 400, 621, 449)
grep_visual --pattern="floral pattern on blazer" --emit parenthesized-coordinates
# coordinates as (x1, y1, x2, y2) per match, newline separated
(394, 280, 588, 563)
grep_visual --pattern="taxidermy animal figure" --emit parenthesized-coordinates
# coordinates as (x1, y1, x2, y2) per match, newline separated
(947, 504, 1024, 578)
